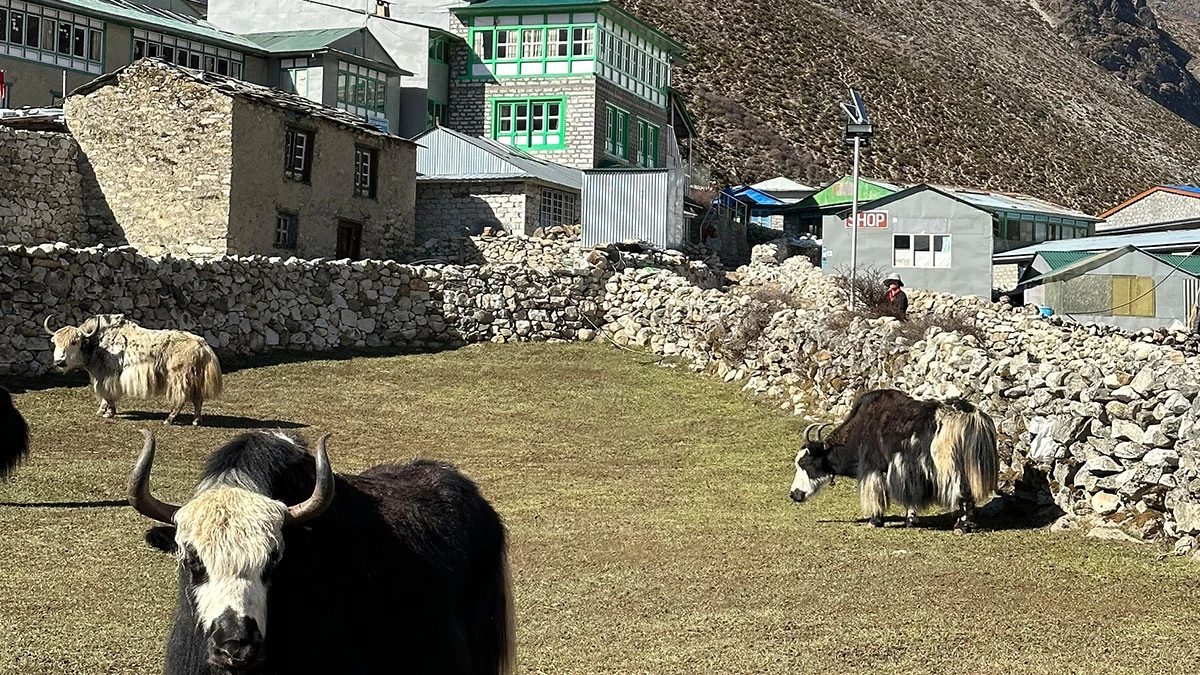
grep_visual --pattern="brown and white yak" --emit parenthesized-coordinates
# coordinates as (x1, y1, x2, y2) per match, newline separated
(45, 314, 222, 425)
(1, 386, 30, 480)
(789, 389, 999, 533)
(129, 430, 514, 675)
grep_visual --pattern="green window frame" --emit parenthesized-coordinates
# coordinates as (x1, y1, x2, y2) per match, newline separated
(636, 119, 659, 167)
(491, 96, 566, 150)
(337, 60, 388, 116)
(428, 34, 448, 63)
(605, 104, 629, 160)
(0, 3, 105, 75)
(466, 14, 597, 79)
(427, 98, 447, 129)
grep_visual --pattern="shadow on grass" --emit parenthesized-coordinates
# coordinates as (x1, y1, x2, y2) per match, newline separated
(814, 497, 1065, 533)
(0, 499, 127, 509)
(118, 411, 308, 429)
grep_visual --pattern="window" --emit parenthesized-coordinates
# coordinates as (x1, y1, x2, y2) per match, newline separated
(428, 35, 448, 63)
(893, 234, 951, 268)
(491, 97, 564, 149)
(540, 189, 578, 229)
(596, 18, 670, 106)
(605, 104, 629, 159)
(467, 16, 597, 78)
(636, 119, 659, 167)
(274, 212, 298, 248)
(337, 61, 388, 117)
(281, 57, 312, 99)
(1113, 275, 1156, 317)
(749, 209, 771, 227)
(427, 98, 447, 128)
(355, 146, 378, 199)
(131, 29, 244, 79)
(284, 128, 313, 183)
(0, 4, 104, 74)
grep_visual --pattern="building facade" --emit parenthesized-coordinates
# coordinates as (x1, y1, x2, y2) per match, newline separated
(1097, 186, 1200, 231)
(444, 0, 683, 170)
(66, 60, 416, 260)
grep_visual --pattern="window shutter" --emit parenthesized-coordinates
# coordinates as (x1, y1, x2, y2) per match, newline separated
(1112, 275, 1132, 317)
(1133, 276, 1156, 317)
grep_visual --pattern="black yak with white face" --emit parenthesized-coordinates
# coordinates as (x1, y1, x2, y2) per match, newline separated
(1, 386, 30, 480)
(789, 389, 999, 533)
(129, 430, 514, 674)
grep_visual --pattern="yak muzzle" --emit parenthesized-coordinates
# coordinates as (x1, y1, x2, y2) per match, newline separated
(790, 489, 807, 503)
(53, 360, 67, 371)
(208, 612, 264, 671)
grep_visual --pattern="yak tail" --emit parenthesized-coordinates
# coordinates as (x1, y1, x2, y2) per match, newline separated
(165, 340, 223, 406)
(469, 540, 516, 675)
(0, 387, 30, 481)
(932, 403, 1000, 504)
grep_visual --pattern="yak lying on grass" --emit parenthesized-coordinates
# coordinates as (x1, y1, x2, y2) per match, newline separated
(789, 389, 999, 533)
(129, 430, 514, 674)
(0, 386, 29, 480)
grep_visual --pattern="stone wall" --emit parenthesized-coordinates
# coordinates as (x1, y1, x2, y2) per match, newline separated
(415, 180, 531, 251)
(593, 78, 670, 168)
(1098, 190, 1200, 230)
(65, 66, 235, 258)
(0, 127, 119, 247)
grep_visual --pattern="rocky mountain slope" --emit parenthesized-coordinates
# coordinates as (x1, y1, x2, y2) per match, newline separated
(622, 0, 1200, 213)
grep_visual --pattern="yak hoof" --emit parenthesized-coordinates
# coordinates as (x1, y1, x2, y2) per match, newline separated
(191, 418, 201, 427)
(163, 418, 174, 426)
(905, 515, 919, 528)
(868, 516, 885, 528)
(953, 520, 976, 535)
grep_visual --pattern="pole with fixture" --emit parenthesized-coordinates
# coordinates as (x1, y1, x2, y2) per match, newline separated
(839, 88, 873, 310)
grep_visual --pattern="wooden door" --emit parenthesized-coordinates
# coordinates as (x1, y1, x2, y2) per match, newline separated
(336, 220, 363, 260)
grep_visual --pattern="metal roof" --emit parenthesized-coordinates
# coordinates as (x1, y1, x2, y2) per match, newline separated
(1166, 185, 1200, 196)
(995, 228, 1200, 264)
(1039, 251, 1096, 271)
(751, 177, 815, 193)
(1022, 246, 1200, 287)
(1154, 253, 1200, 275)
(412, 126, 581, 191)
(243, 27, 362, 53)
(45, 0, 265, 52)
(70, 60, 408, 140)
(928, 184, 1099, 221)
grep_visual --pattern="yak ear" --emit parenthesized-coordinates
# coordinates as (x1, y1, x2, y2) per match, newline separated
(144, 525, 178, 554)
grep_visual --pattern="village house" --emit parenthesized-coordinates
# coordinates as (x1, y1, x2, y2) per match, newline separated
(821, 184, 1102, 299)
(0, 0, 407, 133)
(413, 125, 582, 244)
(1097, 185, 1200, 232)
(65, 59, 416, 260)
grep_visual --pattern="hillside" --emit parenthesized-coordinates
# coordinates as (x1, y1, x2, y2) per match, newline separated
(621, 0, 1200, 213)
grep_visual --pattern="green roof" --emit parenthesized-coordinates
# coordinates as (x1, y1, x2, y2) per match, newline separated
(1154, 254, 1200, 275)
(42, 0, 265, 52)
(453, 0, 685, 53)
(1039, 250, 1097, 271)
(243, 27, 362, 54)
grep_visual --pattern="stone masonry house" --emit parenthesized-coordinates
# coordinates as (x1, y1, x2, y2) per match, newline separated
(1097, 186, 1200, 231)
(414, 125, 581, 246)
(444, 0, 686, 171)
(65, 59, 416, 260)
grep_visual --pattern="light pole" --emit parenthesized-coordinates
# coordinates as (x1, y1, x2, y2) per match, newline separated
(840, 89, 872, 310)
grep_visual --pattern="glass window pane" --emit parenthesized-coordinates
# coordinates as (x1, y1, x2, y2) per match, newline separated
(43, 19, 55, 52)
(90, 29, 102, 61)
(11, 12, 24, 45)
(161, 45, 174, 63)
(74, 25, 85, 57)
(0, 10, 7, 44)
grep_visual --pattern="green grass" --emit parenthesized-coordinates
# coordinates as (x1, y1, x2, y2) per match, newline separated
(2, 342, 1198, 674)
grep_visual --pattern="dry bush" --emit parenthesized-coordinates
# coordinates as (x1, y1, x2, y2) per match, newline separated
(715, 285, 804, 363)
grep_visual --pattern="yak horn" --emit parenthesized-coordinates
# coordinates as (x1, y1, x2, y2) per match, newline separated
(817, 423, 833, 439)
(803, 423, 820, 443)
(43, 315, 58, 336)
(79, 321, 99, 339)
(128, 430, 181, 524)
(284, 434, 335, 526)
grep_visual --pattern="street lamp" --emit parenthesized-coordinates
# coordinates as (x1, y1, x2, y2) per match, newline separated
(840, 88, 873, 310)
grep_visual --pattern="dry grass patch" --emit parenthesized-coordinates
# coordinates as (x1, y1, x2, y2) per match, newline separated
(1, 342, 1198, 674)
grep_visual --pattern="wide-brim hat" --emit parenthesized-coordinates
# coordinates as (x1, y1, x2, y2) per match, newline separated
(883, 274, 903, 286)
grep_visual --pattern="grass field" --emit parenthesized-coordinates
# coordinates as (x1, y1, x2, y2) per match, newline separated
(2, 342, 1199, 674)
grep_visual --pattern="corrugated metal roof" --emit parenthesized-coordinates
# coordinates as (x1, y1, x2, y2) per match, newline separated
(243, 27, 361, 53)
(1166, 185, 1200, 196)
(751, 177, 816, 193)
(412, 126, 581, 190)
(930, 184, 1098, 221)
(46, 0, 264, 51)
(1022, 247, 1135, 286)
(1039, 251, 1096, 270)
(995, 228, 1200, 263)
(1154, 253, 1200, 275)
(71, 60, 406, 139)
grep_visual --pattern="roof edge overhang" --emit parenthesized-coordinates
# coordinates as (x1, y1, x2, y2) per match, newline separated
(452, 1, 685, 56)
(40, 0, 267, 54)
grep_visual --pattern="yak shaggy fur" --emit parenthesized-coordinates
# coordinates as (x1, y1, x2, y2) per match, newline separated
(50, 314, 222, 424)
(0, 386, 30, 480)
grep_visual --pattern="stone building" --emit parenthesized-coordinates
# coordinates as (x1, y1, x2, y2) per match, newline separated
(65, 59, 416, 260)
(414, 125, 581, 245)
(444, 0, 686, 170)
(1097, 186, 1200, 231)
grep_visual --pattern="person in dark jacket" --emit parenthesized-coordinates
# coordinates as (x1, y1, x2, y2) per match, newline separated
(884, 274, 908, 316)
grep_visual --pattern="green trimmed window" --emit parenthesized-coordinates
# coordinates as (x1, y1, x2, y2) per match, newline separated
(467, 13, 596, 78)
(429, 35, 448, 63)
(605, 104, 629, 159)
(337, 61, 387, 117)
(0, 3, 104, 75)
(491, 97, 565, 150)
(636, 119, 659, 167)
(597, 15, 670, 107)
(427, 98, 447, 129)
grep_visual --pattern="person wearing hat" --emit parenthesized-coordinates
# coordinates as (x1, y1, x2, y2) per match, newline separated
(884, 274, 908, 315)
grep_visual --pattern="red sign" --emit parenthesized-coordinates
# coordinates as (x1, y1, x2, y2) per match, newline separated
(844, 210, 889, 228)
